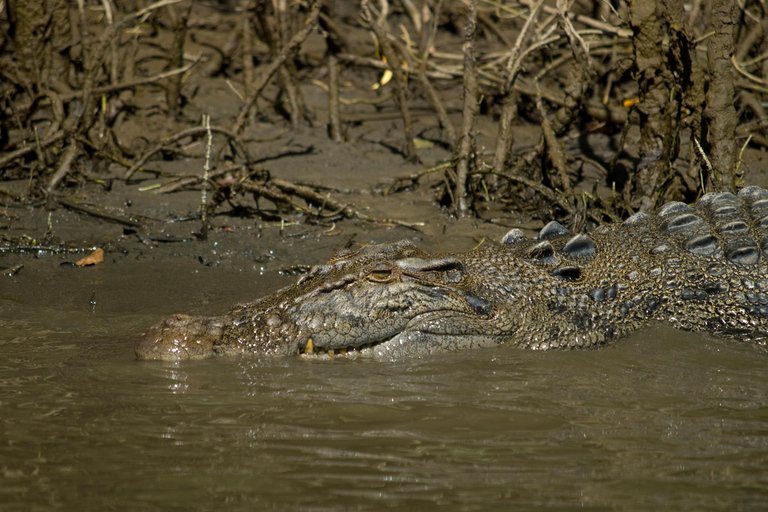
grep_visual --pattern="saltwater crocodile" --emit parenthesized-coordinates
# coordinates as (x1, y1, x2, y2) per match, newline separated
(136, 186, 768, 361)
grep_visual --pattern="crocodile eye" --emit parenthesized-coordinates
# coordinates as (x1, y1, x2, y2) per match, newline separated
(369, 269, 392, 281)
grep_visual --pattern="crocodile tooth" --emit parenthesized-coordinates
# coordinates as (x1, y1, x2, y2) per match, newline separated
(327, 349, 335, 358)
(305, 338, 314, 355)
(539, 221, 570, 240)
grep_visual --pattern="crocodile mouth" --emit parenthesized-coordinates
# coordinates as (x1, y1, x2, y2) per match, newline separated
(297, 337, 390, 360)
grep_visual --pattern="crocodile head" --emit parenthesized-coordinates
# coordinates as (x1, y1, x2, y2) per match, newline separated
(135, 240, 518, 361)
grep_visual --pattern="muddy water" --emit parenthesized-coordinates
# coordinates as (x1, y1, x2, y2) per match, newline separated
(2, 256, 768, 510)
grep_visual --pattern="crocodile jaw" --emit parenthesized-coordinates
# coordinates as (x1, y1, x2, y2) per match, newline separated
(135, 314, 226, 361)
(297, 311, 509, 360)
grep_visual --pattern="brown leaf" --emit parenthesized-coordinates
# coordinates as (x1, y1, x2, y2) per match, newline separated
(76, 248, 104, 267)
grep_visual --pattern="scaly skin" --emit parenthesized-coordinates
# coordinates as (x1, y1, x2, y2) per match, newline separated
(136, 187, 768, 361)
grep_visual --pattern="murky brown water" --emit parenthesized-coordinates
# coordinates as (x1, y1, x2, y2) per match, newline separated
(2, 256, 768, 510)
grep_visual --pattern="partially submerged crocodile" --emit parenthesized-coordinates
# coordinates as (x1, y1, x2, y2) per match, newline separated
(136, 186, 768, 361)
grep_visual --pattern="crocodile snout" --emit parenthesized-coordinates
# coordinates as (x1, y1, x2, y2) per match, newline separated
(135, 314, 225, 361)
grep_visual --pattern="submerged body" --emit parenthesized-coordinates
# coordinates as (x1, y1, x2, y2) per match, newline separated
(136, 187, 768, 361)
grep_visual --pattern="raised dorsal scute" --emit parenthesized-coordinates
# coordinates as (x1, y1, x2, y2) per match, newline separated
(527, 241, 555, 260)
(552, 265, 581, 280)
(539, 221, 570, 240)
(562, 234, 596, 258)
(726, 244, 760, 266)
(663, 213, 704, 234)
(710, 192, 739, 206)
(656, 201, 693, 220)
(739, 186, 768, 200)
(500, 228, 527, 246)
(624, 212, 649, 226)
(685, 234, 717, 256)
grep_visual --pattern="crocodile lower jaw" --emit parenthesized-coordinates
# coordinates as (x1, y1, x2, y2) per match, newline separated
(297, 338, 390, 360)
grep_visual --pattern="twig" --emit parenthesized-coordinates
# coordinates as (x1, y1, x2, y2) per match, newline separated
(200, 115, 212, 240)
(492, 0, 545, 179)
(46, 139, 79, 194)
(124, 125, 251, 181)
(58, 197, 146, 229)
(535, 85, 571, 195)
(0, 132, 66, 169)
(232, 2, 320, 134)
(454, 0, 478, 216)
(415, 0, 456, 144)
(362, 0, 418, 162)
(270, 178, 423, 227)
(166, 0, 192, 116)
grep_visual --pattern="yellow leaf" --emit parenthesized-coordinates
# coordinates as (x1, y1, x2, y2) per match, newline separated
(76, 248, 104, 267)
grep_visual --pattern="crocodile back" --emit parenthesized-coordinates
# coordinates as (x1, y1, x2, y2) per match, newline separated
(466, 187, 768, 349)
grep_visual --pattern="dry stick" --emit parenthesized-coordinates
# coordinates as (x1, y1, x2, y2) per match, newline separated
(153, 163, 243, 194)
(239, 180, 293, 209)
(58, 197, 146, 229)
(629, 0, 673, 211)
(535, 87, 571, 196)
(399, 0, 421, 33)
(232, 2, 320, 135)
(0, 131, 66, 169)
(269, 179, 424, 227)
(491, 0, 546, 180)
(336, 51, 627, 123)
(242, 14, 256, 99)
(705, 0, 739, 191)
(59, 61, 199, 103)
(46, 139, 79, 194)
(124, 126, 251, 181)
(166, 0, 192, 116)
(454, 0, 478, 217)
(336, 53, 452, 80)
(362, 0, 418, 162)
(513, 82, 627, 124)
(200, 115, 212, 240)
(255, 1, 305, 126)
(67, 0, 181, 133)
(99, 0, 118, 85)
(474, 170, 575, 215)
(477, 10, 513, 47)
(320, 1, 346, 143)
(328, 54, 343, 142)
(385, 161, 454, 195)
(276, 0, 306, 125)
(415, 0, 457, 145)
(551, 0, 593, 136)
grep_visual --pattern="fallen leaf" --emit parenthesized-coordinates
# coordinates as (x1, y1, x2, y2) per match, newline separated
(76, 248, 104, 267)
